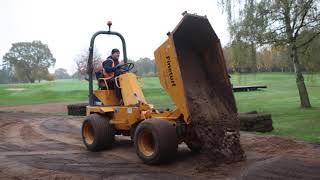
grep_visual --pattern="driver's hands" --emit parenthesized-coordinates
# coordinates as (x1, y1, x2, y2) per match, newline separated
(115, 64, 122, 69)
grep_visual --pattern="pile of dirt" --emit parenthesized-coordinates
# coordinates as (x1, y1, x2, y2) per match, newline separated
(192, 112, 246, 165)
(186, 87, 246, 166)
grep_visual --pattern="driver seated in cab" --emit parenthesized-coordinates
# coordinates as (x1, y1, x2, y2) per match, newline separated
(95, 48, 121, 90)
(95, 48, 124, 104)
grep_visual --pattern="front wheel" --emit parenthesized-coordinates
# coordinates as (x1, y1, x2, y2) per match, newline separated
(134, 119, 178, 164)
(82, 113, 115, 151)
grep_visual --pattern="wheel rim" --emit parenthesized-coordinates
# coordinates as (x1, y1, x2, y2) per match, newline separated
(83, 122, 94, 145)
(138, 129, 155, 157)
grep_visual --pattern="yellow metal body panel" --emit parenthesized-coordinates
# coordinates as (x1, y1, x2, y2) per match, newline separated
(117, 73, 147, 106)
(144, 108, 181, 120)
(86, 105, 142, 130)
(154, 38, 190, 123)
(86, 61, 186, 131)
(87, 105, 182, 130)
(86, 72, 179, 131)
(94, 90, 119, 106)
(86, 106, 114, 116)
(154, 14, 238, 126)
(111, 106, 141, 130)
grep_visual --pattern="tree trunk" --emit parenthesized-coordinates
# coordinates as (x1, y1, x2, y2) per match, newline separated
(291, 43, 311, 108)
(26, 74, 35, 83)
(250, 42, 257, 72)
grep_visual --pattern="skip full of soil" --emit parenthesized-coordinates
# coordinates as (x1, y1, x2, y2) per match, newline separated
(175, 40, 245, 166)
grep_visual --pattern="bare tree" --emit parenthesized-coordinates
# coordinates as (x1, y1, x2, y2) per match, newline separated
(74, 49, 102, 79)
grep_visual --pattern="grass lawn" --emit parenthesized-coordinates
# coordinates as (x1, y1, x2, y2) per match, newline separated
(0, 73, 319, 142)
(231, 73, 320, 143)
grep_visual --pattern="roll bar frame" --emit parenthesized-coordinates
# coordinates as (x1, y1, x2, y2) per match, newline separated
(87, 29, 128, 106)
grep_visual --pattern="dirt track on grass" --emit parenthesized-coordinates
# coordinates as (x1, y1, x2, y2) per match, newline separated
(0, 102, 82, 114)
(0, 103, 319, 179)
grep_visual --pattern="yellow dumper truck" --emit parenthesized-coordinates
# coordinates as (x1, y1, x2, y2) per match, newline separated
(82, 13, 239, 164)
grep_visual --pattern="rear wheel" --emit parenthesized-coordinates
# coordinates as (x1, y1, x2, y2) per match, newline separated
(82, 113, 115, 151)
(134, 119, 178, 164)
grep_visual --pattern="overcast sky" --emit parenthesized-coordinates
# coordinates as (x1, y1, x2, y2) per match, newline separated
(0, 0, 229, 74)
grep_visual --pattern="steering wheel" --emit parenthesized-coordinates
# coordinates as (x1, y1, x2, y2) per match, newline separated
(116, 63, 135, 73)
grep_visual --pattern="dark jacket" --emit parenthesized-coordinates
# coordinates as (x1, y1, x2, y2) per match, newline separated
(103, 56, 119, 73)
(95, 56, 120, 79)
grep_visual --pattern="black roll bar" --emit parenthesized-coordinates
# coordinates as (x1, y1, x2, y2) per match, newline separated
(87, 30, 128, 106)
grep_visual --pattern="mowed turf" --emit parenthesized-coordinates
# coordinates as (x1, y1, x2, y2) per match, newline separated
(0, 73, 319, 142)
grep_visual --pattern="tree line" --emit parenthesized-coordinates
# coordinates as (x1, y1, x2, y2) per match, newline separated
(219, 0, 320, 108)
(1, 37, 318, 84)
(1, 38, 318, 84)
(223, 33, 320, 73)
(1, 0, 319, 108)
(0, 45, 157, 84)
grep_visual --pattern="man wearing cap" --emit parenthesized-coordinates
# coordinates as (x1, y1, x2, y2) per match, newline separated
(95, 48, 121, 82)
(102, 48, 121, 79)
